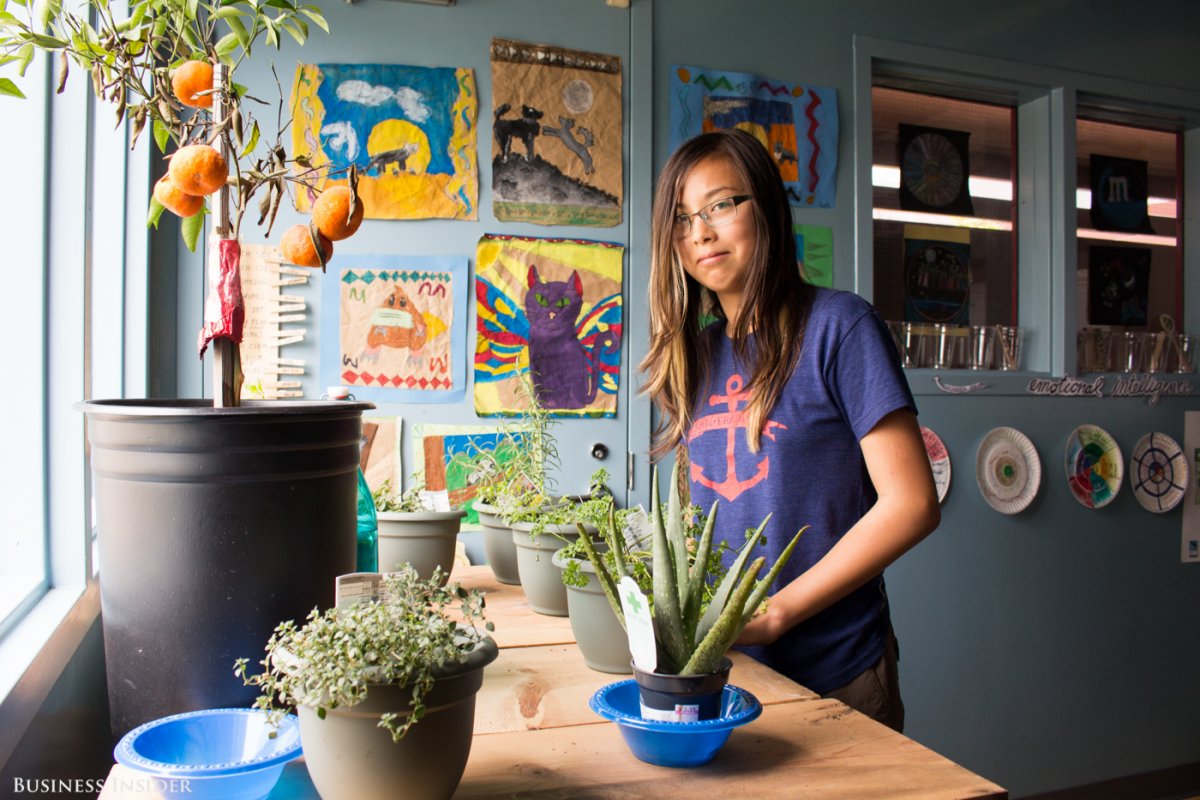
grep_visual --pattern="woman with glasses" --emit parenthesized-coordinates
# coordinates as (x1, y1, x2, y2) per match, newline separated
(641, 128, 939, 732)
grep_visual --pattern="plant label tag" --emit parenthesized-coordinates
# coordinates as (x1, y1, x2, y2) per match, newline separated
(622, 505, 652, 551)
(617, 576, 656, 673)
(335, 572, 382, 610)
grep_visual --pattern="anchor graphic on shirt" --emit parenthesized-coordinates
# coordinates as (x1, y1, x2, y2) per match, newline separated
(688, 373, 786, 502)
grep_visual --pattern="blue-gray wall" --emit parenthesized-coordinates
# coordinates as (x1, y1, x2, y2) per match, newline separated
(151, 1, 1200, 796)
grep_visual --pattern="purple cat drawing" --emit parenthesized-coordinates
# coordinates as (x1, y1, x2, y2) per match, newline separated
(525, 265, 596, 410)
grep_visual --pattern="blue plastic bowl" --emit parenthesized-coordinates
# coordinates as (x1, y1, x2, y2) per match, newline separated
(113, 708, 302, 800)
(589, 680, 762, 768)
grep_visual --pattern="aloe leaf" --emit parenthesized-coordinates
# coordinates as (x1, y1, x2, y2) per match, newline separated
(741, 526, 807, 627)
(665, 461, 689, 613)
(681, 556, 764, 675)
(683, 500, 717, 641)
(605, 503, 628, 580)
(695, 512, 771, 643)
(575, 524, 624, 630)
(650, 466, 687, 670)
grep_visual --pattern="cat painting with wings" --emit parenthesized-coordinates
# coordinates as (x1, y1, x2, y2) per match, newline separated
(474, 234, 624, 418)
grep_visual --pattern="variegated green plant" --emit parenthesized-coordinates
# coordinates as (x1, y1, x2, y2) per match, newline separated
(576, 463, 805, 676)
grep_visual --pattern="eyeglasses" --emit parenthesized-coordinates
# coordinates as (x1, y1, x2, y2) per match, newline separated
(672, 194, 752, 238)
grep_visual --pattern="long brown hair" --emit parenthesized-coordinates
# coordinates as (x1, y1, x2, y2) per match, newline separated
(640, 128, 813, 460)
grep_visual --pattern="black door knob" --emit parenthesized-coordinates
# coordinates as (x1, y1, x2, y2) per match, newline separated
(590, 443, 609, 460)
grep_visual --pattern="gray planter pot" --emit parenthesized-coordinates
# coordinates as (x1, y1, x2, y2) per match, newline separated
(376, 509, 466, 585)
(551, 549, 632, 673)
(76, 398, 369, 735)
(475, 501, 520, 585)
(510, 521, 595, 617)
(298, 637, 499, 800)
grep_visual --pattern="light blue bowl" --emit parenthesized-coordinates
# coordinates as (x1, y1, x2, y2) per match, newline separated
(114, 708, 302, 800)
(589, 680, 762, 767)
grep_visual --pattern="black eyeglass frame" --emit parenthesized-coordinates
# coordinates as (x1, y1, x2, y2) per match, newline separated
(672, 194, 753, 238)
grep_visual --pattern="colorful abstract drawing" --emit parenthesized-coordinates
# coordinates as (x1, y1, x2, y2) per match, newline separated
(669, 65, 838, 208)
(490, 38, 623, 227)
(899, 124, 973, 216)
(475, 234, 623, 417)
(411, 424, 520, 526)
(320, 254, 468, 404)
(291, 63, 478, 220)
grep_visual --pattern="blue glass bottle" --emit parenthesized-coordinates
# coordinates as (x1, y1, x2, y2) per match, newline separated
(355, 468, 378, 572)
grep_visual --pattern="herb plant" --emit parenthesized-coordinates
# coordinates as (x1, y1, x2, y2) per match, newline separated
(234, 565, 494, 742)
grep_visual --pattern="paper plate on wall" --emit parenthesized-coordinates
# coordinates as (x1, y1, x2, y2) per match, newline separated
(921, 426, 951, 504)
(1129, 432, 1188, 513)
(976, 427, 1041, 514)
(1064, 425, 1123, 509)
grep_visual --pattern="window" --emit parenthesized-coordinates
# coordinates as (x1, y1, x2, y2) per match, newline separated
(871, 86, 1018, 369)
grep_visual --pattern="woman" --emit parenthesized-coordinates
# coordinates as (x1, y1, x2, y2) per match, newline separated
(641, 128, 940, 731)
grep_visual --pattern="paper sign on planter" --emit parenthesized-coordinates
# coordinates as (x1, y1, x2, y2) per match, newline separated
(335, 572, 405, 610)
(617, 576, 656, 673)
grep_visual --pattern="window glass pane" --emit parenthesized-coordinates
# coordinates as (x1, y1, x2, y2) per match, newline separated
(1075, 119, 1183, 373)
(872, 87, 1017, 368)
(0, 69, 48, 625)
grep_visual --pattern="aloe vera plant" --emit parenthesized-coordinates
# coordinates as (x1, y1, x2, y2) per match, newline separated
(576, 463, 805, 676)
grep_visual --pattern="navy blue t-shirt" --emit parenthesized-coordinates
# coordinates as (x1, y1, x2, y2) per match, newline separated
(686, 288, 916, 693)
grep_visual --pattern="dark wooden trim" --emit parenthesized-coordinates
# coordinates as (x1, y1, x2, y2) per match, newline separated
(1024, 762, 1200, 800)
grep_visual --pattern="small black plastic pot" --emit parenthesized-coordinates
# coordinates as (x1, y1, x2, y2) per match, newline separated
(630, 657, 733, 722)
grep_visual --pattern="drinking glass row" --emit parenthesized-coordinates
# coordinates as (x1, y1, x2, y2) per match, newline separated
(888, 322, 1024, 371)
(1077, 328, 1196, 374)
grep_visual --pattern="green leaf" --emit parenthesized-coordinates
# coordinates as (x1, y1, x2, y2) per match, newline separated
(280, 19, 303, 46)
(15, 42, 33, 76)
(152, 117, 169, 153)
(0, 76, 25, 97)
(22, 30, 68, 48)
(238, 119, 259, 159)
(146, 195, 165, 229)
(210, 5, 243, 20)
(214, 30, 238, 62)
(185, 0, 198, 21)
(181, 205, 205, 251)
(299, 6, 326, 32)
(224, 14, 248, 48)
(262, 15, 277, 47)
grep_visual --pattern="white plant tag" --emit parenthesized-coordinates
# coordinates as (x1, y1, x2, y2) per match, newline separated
(622, 505, 652, 550)
(334, 572, 380, 610)
(617, 576, 657, 673)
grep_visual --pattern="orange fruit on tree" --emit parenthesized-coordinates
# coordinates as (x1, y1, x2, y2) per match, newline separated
(312, 185, 364, 241)
(168, 144, 228, 197)
(279, 224, 333, 268)
(171, 60, 214, 109)
(153, 174, 204, 218)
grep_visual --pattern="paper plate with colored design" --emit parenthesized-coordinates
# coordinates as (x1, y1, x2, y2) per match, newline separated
(1129, 432, 1188, 513)
(1064, 425, 1123, 509)
(921, 426, 951, 504)
(976, 427, 1041, 514)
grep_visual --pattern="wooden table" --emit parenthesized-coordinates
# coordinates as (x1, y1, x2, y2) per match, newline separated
(101, 565, 1006, 799)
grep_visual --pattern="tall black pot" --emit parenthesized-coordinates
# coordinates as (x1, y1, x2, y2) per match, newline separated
(77, 399, 373, 735)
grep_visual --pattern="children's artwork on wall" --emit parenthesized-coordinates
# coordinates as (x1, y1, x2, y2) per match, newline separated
(361, 415, 402, 497)
(794, 224, 833, 287)
(669, 65, 838, 208)
(903, 224, 970, 324)
(898, 124, 974, 216)
(475, 234, 623, 417)
(490, 38, 623, 227)
(411, 423, 515, 526)
(1088, 245, 1150, 326)
(1090, 154, 1154, 234)
(291, 63, 478, 220)
(321, 254, 468, 403)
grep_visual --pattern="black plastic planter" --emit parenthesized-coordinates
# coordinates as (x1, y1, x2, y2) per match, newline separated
(631, 657, 733, 722)
(78, 399, 372, 735)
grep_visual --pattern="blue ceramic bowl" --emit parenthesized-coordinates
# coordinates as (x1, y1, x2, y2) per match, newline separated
(113, 708, 302, 800)
(589, 680, 762, 767)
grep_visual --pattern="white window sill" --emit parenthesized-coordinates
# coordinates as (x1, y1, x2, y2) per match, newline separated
(0, 583, 100, 768)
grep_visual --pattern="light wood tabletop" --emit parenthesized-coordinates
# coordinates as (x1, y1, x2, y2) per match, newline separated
(100, 563, 1006, 799)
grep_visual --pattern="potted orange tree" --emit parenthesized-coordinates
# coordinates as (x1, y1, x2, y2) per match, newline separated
(0, 0, 377, 734)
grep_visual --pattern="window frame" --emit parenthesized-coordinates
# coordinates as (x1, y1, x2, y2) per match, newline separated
(852, 35, 1200, 393)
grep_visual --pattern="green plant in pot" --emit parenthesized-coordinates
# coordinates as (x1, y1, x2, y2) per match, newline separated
(577, 463, 805, 721)
(0, 0, 382, 735)
(235, 565, 498, 800)
(372, 477, 467, 586)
